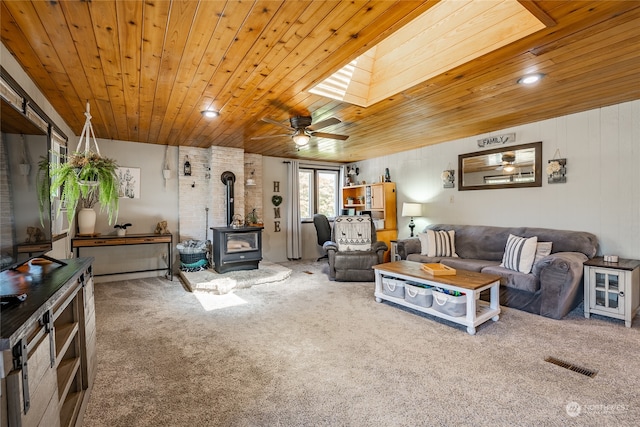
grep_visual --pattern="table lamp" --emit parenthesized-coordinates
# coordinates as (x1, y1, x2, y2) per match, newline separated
(402, 202, 422, 237)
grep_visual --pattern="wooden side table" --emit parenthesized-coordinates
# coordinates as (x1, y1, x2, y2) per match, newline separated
(390, 239, 401, 261)
(584, 257, 640, 327)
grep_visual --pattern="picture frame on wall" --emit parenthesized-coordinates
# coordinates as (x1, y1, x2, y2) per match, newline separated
(117, 167, 141, 199)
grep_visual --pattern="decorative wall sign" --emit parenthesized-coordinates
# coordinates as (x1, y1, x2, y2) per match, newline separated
(273, 180, 281, 231)
(117, 167, 140, 199)
(441, 169, 455, 188)
(477, 133, 516, 147)
(547, 158, 567, 184)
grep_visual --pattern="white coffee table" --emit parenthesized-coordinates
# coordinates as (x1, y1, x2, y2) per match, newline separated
(373, 261, 501, 335)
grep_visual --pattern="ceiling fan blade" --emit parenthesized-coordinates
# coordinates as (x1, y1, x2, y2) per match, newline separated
(310, 131, 349, 141)
(261, 117, 292, 130)
(308, 117, 341, 131)
(250, 133, 292, 140)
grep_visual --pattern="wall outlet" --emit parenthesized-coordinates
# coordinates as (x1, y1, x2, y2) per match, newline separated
(449, 195, 454, 204)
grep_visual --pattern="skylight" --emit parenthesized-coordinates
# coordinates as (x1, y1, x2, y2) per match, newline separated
(309, 0, 549, 107)
(309, 60, 358, 100)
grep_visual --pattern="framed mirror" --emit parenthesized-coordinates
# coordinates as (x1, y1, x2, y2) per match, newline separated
(458, 141, 542, 191)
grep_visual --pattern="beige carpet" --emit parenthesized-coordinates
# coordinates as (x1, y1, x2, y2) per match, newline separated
(83, 260, 640, 426)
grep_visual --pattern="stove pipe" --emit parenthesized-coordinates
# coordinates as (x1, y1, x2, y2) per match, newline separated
(220, 171, 236, 226)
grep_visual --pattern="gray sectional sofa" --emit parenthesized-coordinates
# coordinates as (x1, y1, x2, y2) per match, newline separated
(395, 224, 599, 319)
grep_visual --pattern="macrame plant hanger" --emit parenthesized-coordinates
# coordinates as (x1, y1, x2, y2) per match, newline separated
(76, 101, 101, 188)
(76, 101, 100, 156)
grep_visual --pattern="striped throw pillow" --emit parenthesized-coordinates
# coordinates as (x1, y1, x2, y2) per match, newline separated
(419, 229, 458, 257)
(501, 234, 538, 273)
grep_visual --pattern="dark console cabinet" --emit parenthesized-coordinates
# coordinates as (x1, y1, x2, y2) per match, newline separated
(1, 257, 96, 427)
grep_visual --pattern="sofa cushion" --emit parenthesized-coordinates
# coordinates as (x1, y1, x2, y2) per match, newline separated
(440, 258, 500, 272)
(424, 224, 598, 261)
(418, 230, 458, 257)
(406, 254, 441, 263)
(426, 224, 523, 261)
(521, 227, 598, 258)
(481, 265, 540, 293)
(501, 234, 538, 273)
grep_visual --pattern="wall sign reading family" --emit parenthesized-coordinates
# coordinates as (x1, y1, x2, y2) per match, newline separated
(117, 167, 140, 199)
(477, 133, 516, 147)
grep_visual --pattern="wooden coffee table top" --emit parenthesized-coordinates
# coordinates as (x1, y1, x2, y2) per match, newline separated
(373, 260, 501, 291)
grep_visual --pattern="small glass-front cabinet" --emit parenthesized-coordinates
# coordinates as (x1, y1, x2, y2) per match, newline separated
(590, 268, 623, 314)
(584, 257, 640, 327)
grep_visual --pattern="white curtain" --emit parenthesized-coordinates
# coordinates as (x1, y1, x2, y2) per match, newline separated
(286, 160, 302, 260)
(340, 165, 348, 190)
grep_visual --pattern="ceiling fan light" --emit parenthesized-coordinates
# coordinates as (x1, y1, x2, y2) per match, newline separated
(292, 130, 310, 146)
(503, 164, 515, 173)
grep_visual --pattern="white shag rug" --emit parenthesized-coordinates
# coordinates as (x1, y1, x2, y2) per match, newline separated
(179, 260, 292, 294)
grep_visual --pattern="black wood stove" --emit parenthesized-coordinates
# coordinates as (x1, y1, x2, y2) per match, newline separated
(211, 226, 263, 273)
(211, 170, 263, 273)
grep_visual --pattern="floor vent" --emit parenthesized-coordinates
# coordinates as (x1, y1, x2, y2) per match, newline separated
(545, 356, 597, 378)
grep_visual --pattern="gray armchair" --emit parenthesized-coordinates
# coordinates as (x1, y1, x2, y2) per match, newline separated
(323, 215, 388, 281)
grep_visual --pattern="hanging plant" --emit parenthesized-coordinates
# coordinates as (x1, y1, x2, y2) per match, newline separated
(46, 102, 120, 226)
(50, 150, 119, 225)
(36, 156, 50, 227)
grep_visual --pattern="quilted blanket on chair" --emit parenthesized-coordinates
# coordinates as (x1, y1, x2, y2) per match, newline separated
(334, 216, 372, 251)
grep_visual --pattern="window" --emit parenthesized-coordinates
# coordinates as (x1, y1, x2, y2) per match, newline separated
(299, 168, 340, 221)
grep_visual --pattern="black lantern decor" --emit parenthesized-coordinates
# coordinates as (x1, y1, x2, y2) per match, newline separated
(184, 156, 192, 176)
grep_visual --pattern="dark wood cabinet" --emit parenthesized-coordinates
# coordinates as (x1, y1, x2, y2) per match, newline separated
(1, 258, 96, 427)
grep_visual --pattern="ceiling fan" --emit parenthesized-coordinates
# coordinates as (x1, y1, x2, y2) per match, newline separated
(501, 152, 516, 172)
(251, 116, 349, 146)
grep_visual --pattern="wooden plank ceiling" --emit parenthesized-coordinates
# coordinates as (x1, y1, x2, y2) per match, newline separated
(1, 1, 639, 163)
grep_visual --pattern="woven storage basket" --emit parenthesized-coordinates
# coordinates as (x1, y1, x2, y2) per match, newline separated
(180, 252, 208, 271)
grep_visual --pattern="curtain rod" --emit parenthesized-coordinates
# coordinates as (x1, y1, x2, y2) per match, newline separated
(282, 160, 344, 168)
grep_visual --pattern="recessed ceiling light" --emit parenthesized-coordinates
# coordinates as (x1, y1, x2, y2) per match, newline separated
(517, 73, 544, 85)
(201, 109, 219, 118)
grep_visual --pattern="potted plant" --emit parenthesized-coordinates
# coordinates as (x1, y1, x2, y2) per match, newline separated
(114, 222, 132, 236)
(246, 208, 262, 226)
(49, 150, 120, 228)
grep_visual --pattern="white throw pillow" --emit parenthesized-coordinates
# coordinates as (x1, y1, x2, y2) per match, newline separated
(501, 234, 538, 274)
(418, 229, 457, 257)
(534, 241, 553, 264)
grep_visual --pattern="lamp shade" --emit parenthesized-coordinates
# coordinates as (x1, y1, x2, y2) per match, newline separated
(401, 202, 422, 217)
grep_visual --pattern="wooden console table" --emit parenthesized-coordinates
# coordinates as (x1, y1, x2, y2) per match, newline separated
(71, 233, 173, 280)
